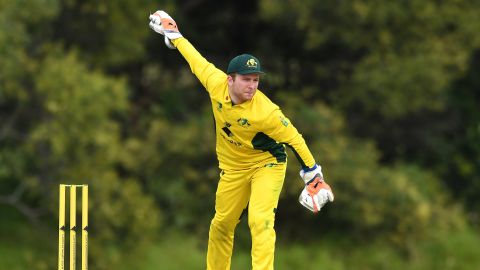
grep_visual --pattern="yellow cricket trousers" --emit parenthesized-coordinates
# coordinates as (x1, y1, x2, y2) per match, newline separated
(206, 163, 286, 270)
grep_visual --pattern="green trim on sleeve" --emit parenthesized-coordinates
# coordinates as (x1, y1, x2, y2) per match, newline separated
(286, 144, 309, 170)
(252, 132, 287, 163)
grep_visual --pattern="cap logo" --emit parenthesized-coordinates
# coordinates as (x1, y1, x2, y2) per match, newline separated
(246, 58, 258, 68)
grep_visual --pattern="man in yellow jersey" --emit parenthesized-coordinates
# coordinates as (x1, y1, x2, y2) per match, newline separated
(149, 10, 334, 270)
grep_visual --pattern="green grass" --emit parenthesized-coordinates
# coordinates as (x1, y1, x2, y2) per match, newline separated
(123, 229, 480, 270)
(2, 208, 480, 270)
(116, 232, 206, 270)
(112, 228, 480, 270)
(0, 208, 56, 270)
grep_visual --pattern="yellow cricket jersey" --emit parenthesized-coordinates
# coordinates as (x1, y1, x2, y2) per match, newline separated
(172, 38, 316, 170)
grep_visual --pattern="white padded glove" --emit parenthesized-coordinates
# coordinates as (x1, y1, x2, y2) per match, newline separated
(149, 10, 183, 49)
(300, 164, 324, 184)
(299, 164, 334, 213)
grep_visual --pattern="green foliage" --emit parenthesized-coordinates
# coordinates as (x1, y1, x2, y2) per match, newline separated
(120, 107, 217, 230)
(276, 95, 465, 249)
(440, 51, 480, 213)
(1, 2, 161, 267)
(1, 0, 480, 268)
(31, 49, 127, 166)
(52, 0, 157, 67)
(261, 1, 480, 214)
(0, 0, 58, 100)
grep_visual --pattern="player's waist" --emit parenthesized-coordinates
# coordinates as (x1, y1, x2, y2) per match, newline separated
(216, 146, 287, 170)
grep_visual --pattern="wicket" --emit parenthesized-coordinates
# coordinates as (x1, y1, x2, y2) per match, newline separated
(58, 184, 88, 270)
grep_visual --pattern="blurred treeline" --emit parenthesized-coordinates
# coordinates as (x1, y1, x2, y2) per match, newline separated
(1, 0, 480, 269)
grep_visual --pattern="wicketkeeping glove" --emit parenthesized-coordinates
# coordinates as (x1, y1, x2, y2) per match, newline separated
(149, 10, 183, 49)
(299, 164, 334, 213)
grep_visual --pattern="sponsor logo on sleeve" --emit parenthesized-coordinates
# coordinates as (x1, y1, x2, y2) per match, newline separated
(279, 116, 289, 127)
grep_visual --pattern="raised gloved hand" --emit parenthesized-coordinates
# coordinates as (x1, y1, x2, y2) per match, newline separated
(149, 10, 182, 49)
(299, 164, 334, 213)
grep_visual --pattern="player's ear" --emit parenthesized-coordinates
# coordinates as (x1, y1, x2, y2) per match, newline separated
(227, 74, 236, 85)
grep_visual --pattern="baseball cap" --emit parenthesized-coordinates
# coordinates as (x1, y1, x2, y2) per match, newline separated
(227, 54, 265, 75)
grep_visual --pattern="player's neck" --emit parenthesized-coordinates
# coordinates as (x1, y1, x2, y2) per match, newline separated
(228, 89, 241, 105)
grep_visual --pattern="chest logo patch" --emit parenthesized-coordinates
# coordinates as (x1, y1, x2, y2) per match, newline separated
(237, 118, 251, 128)
(216, 102, 223, 112)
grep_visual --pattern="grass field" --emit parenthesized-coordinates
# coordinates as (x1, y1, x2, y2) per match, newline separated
(2, 210, 480, 270)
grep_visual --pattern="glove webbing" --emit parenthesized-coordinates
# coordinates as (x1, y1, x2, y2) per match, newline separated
(306, 173, 323, 213)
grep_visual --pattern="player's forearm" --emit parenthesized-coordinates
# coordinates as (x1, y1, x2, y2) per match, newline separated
(149, 11, 225, 89)
(285, 135, 316, 169)
(263, 109, 316, 169)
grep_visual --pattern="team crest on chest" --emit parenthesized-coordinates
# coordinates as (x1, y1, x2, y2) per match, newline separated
(237, 118, 251, 128)
(216, 101, 223, 112)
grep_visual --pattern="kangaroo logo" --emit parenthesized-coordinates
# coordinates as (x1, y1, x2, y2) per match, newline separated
(237, 118, 251, 127)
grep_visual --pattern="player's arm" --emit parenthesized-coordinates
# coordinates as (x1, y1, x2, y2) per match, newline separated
(148, 10, 226, 93)
(262, 108, 315, 169)
(172, 38, 227, 93)
(263, 109, 334, 213)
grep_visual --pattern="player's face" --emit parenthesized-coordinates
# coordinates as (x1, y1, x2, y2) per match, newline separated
(228, 73, 260, 104)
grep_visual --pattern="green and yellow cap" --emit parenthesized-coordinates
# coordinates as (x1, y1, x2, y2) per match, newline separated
(227, 54, 265, 75)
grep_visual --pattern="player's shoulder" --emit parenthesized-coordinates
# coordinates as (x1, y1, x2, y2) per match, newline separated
(209, 80, 229, 100)
(253, 90, 279, 111)
(251, 90, 281, 124)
